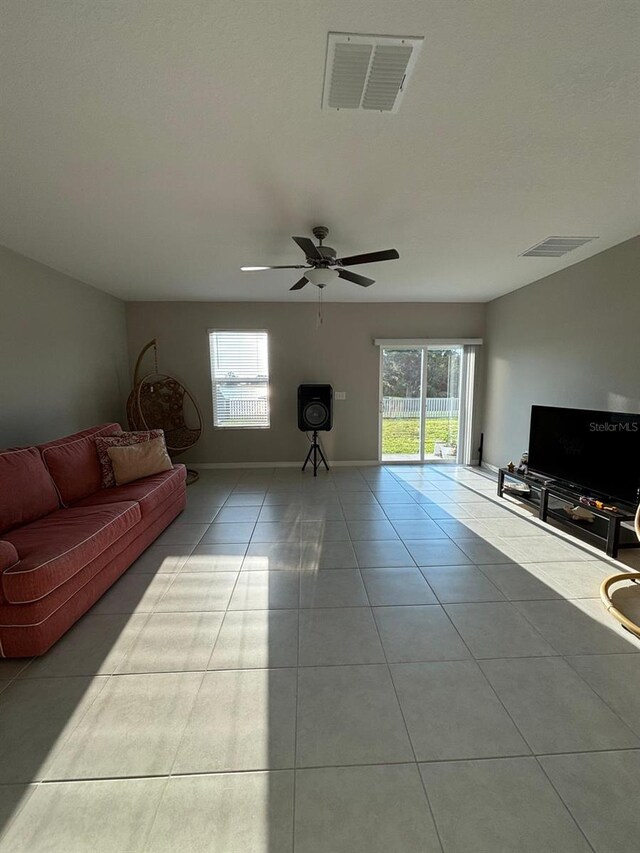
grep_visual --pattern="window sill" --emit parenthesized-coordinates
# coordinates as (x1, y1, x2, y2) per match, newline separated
(213, 425, 271, 431)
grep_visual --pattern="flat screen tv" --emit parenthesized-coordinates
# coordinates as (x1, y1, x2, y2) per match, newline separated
(528, 405, 640, 506)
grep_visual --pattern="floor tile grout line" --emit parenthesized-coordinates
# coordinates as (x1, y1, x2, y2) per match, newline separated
(10, 644, 640, 676)
(36, 668, 115, 783)
(503, 599, 640, 717)
(291, 555, 302, 853)
(165, 668, 216, 782)
(359, 555, 447, 853)
(11, 646, 640, 679)
(416, 588, 555, 765)
(203, 544, 248, 672)
(0, 779, 43, 845)
(2, 655, 35, 682)
(559, 653, 640, 739)
(447, 638, 636, 790)
(21, 744, 640, 786)
(441, 597, 566, 659)
(532, 755, 598, 853)
(173, 475, 274, 806)
(137, 773, 172, 853)
(150, 483, 250, 781)
(110, 606, 156, 676)
(24, 649, 640, 680)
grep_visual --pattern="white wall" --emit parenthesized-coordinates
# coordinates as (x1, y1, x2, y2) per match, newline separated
(0, 245, 129, 447)
(482, 236, 640, 468)
(126, 301, 485, 464)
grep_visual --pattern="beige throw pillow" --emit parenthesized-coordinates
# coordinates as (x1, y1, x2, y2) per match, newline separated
(106, 436, 173, 486)
(95, 429, 164, 488)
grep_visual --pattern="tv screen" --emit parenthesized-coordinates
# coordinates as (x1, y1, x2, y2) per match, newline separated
(528, 405, 640, 506)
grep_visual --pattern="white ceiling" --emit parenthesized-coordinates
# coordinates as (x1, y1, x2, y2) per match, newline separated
(1, 1, 638, 302)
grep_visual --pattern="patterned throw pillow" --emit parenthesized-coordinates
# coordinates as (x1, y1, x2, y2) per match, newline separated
(94, 430, 164, 488)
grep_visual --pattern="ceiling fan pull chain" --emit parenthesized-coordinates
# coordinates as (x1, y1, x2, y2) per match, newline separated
(317, 286, 324, 328)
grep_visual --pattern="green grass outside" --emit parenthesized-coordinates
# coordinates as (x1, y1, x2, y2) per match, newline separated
(382, 417, 459, 456)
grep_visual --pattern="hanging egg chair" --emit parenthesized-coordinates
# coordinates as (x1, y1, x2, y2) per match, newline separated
(127, 339, 202, 485)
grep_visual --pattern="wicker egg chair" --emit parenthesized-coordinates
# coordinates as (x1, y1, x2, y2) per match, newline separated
(127, 339, 203, 485)
(600, 503, 640, 638)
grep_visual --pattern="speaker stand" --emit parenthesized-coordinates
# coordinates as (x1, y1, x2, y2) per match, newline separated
(302, 431, 330, 477)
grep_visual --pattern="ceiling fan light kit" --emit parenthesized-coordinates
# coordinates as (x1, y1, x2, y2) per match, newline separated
(240, 225, 400, 292)
(305, 267, 338, 288)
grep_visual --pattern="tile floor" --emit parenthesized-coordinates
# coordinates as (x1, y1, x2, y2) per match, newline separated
(1, 464, 640, 851)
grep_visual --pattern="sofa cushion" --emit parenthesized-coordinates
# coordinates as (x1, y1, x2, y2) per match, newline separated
(0, 541, 19, 572)
(74, 464, 186, 517)
(40, 424, 122, 506)
(2, 501, 140, 603)
(0, 448, 60, 535)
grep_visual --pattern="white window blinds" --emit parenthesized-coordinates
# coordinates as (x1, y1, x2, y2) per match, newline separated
(208, 330, 270, 428)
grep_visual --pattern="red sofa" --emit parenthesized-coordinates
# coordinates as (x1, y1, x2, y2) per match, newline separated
(0, 423, 186, 657)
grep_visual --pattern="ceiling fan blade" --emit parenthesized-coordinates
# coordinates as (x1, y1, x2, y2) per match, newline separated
(290, 276, 309, 291)
(241, 265, 309, 271)
(292, 236, 322, 260)
(337, 249, 399, 266)
(337, 268, 375, 287)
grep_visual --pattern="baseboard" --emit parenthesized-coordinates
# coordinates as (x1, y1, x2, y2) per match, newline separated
(190, 460, 382, 469)
(188, 460, 482, 470)
(481, 461, 500, 474)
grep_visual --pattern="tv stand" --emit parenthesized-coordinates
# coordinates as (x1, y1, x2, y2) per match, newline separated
(497, 468, 637, 559)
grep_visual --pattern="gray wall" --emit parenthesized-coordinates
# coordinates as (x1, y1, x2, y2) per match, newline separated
(0, 245, 129, 447)
(126, 301, 485, 464)
(482, 235, 640, 468)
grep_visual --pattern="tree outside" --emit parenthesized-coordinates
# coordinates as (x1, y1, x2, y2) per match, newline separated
(382, 348, 460, 399)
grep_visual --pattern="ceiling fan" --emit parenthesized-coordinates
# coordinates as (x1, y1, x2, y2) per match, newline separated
(241, 226, 399, 290)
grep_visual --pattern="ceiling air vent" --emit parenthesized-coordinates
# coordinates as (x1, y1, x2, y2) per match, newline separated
(323, 32, 424, 113)
(520, 236, 598, 258)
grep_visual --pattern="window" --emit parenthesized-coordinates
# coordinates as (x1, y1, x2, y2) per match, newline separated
(208, 330, 270, 428)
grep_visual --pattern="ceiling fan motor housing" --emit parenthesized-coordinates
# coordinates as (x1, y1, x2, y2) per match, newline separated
(316, 245, 336, 263)
(308, 227, 335, 265)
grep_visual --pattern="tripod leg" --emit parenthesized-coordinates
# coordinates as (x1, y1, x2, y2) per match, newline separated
(303, 432, 329, 475)
(302, 440, 314, 472)
(317, 441, 330, 471)
(313, 432, 318, 476)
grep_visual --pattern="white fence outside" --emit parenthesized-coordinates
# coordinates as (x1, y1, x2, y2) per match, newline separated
(227, 398, 269, 420)
(217, 396, 458, 421)
(383, 396, 459, 419)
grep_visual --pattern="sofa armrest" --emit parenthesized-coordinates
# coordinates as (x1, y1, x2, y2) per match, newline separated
(0, 540, 19, 573)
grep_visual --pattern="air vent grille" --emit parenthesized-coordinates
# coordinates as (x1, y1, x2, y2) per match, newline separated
(521, 236, 598, 258)
(323, 33, 424, 113)
(328, 43, 372, 108)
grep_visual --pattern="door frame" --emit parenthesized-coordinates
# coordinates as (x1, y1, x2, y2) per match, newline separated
(376, 338, 482, 465)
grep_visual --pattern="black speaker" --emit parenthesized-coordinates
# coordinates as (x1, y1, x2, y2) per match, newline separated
(298, 384, 333, 431)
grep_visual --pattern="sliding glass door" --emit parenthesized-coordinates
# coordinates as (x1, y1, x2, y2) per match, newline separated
(423, 346, 461, 461)
(380, 344, 467, 463)
(380, 348, 423, 461)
